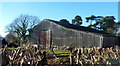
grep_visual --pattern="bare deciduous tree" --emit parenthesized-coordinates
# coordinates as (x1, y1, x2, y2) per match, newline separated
(6, 14, 40, 45)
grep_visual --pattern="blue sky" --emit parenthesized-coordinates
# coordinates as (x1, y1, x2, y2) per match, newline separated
(0, 0, 119, 2)
(0, 2, 119, 37)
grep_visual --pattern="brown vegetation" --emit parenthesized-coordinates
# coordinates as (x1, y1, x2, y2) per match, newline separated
(1, 44, 120, 65)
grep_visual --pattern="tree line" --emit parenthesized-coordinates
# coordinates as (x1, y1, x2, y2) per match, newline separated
(5, 14, 120, 45)
(61, 15, 120, 34)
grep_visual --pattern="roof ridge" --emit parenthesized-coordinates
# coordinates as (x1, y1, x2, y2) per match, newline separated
(46, 19, 115, 36)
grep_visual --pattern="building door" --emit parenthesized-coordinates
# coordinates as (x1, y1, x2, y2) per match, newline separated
(39, 30, 51, 49)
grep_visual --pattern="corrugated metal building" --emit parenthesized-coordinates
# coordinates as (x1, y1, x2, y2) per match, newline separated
(31, 19, 119, 48)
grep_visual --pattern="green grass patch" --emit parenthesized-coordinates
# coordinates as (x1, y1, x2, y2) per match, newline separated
(7, 47, 19, 50)
(41, 49, 69, 55)
(41, 49, 52, 54)
(62, 59, 67, 62)
(54, 49, 69, 55)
